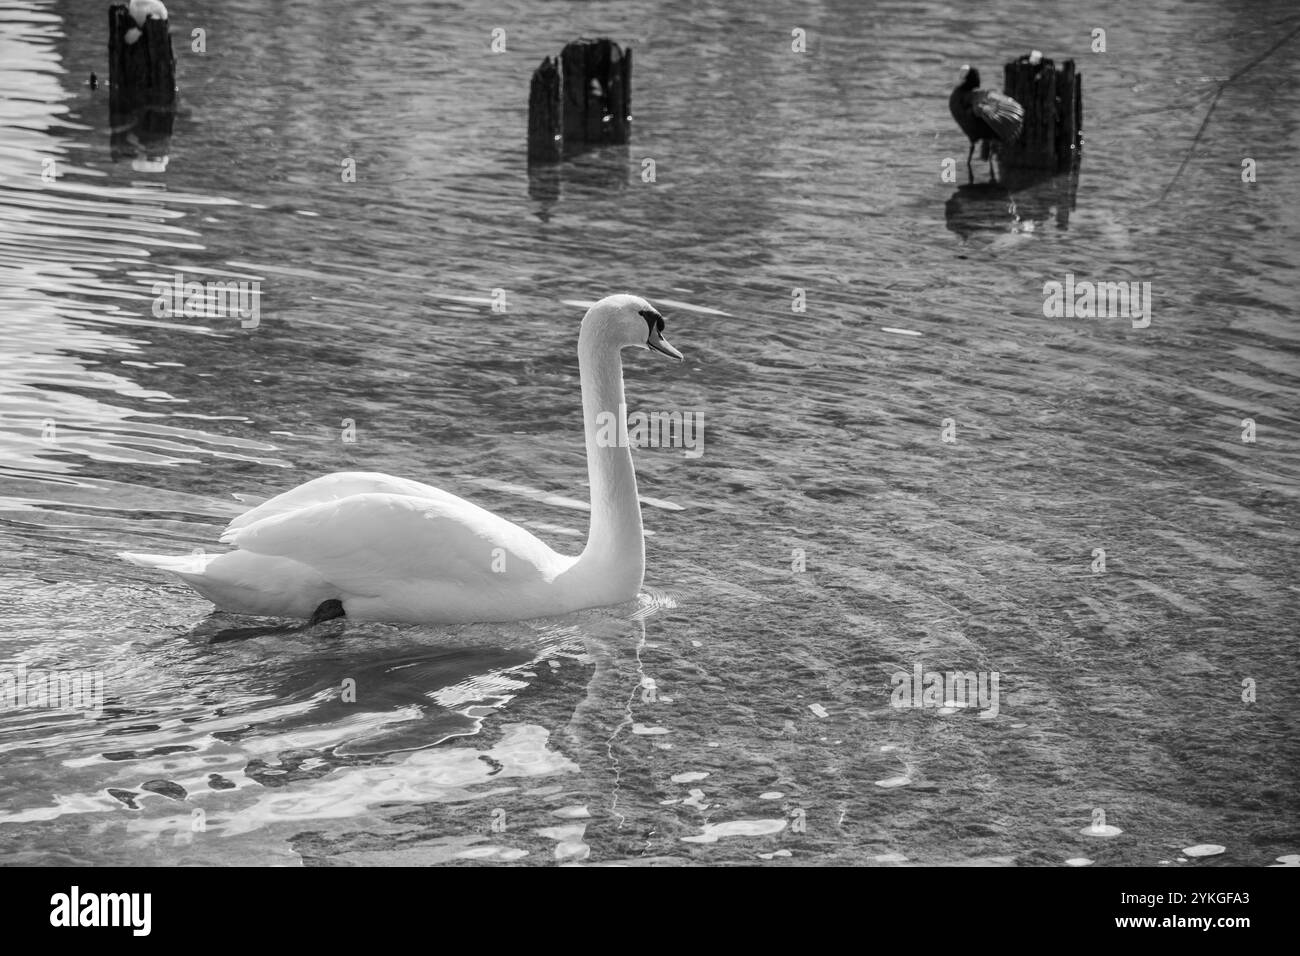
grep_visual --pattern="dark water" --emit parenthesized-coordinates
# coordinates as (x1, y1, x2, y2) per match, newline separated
(1, 0, 1297, 865)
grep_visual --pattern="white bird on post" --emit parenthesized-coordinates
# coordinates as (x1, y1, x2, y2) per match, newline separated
(125, 0, 168, 46)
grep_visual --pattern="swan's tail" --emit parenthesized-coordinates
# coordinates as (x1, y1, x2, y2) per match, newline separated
(118, 549, 335, 620)
(119, 551, 213, 573)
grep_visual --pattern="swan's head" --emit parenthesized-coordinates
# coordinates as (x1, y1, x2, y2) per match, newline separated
(957, 65, 979, 90)
(583, 294, 683, 362)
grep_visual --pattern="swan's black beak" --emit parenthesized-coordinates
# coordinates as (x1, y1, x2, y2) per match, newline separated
(642, 309, 684, 362)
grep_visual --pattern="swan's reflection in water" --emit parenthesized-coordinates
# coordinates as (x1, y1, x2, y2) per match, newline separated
(0, 592, 679, 865)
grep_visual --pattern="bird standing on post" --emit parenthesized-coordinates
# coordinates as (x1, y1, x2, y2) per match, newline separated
(949, 65, 1024, 181)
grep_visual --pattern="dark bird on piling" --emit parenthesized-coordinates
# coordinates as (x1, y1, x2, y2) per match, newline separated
(949, 65, 1024, 179)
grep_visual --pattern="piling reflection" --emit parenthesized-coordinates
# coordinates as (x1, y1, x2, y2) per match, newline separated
(109, 104, 173, 170)
(945, 163, 1081, 239)
(527, 144, 630, 212)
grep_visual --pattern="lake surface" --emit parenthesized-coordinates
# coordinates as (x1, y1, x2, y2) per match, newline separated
(1, 0, 1297, 865)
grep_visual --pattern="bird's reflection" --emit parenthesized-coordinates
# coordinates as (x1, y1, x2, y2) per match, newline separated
(174, 612, 541, 755)
(0, 589, 681, 862)
(945, 162, 1080, 239)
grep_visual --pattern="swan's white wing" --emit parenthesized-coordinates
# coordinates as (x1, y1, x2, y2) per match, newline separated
(225, 471, 470, 533)
(220, 492, 570, 601)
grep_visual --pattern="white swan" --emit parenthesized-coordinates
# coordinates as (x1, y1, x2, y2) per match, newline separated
(120, 294, 684, 624)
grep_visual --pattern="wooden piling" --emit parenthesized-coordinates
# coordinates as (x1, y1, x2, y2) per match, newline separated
(528, 56, 563, 162)
(107, 4, 175, 113)
(1001, 54, 1081, 172)
(107, 4, 175, 164)
(528, 38, 631, 162)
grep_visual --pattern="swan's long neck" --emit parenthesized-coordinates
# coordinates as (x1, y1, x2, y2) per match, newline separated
(572, 322, 644, 597)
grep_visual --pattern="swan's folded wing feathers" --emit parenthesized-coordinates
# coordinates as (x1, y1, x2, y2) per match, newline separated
(221, 492, 562, 597)
(224, 471, 475, 533)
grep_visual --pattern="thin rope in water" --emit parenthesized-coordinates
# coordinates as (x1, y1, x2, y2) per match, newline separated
(1158, 20, 1300, 203)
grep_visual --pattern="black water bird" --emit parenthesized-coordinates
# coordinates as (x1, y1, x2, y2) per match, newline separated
(949, 65, 1025, 178)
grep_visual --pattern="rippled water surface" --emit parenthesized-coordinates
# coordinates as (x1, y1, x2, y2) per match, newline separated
(1, 0, 1297, 865)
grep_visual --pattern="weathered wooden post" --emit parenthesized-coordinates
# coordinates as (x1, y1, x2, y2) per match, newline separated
(528, 56, 563, 162)
(1001, 52, 1081, 172)
(528, 38, 631, 162)
(108, 4, 175, 111)
(107, 3, 176, 166)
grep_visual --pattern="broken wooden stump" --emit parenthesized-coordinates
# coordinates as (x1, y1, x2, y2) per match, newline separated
(108, 4, 175, 112)
(528, 57, 563, 162)
(1001, 53, 1081, 172)
(528, 38, 631, 162)
(107, 3, 175, 166)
